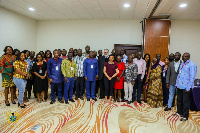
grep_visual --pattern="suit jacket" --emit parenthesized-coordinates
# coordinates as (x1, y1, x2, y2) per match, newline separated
(166, 60, 182, 85)
(97, 56, 105, 80)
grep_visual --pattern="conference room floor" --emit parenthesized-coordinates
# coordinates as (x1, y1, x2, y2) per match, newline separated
(0, 88, 199, 133)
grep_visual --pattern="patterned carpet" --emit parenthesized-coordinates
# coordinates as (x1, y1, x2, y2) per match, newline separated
(0, 89, 199, 133)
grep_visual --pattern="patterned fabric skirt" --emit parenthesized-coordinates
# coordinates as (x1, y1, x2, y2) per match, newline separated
(147, 78, 163, 108)
(2, 77, 15, 88)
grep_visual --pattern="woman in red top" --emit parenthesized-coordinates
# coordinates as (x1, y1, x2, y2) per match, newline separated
(114, 55, 125, 102)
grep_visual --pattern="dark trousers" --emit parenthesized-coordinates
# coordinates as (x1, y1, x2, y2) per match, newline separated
(162, 78, 169, 106)
(104, 77, 116, 97)
(26, 78, 33, 97)
(51, 83, 62, 101)
(133, 74, 142, 101)
(99, 78, 105, 98)
(76, 77, 84, 97)
(177, 88, 191, 119)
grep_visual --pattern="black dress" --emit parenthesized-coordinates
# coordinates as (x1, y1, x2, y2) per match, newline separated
(32, 61, 48, 93)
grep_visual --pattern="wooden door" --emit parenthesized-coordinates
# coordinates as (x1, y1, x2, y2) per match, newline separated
(144, 19, 171, 62)
(114, 44, 142, 56)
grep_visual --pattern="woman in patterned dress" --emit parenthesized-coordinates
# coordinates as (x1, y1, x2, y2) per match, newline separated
(13, 52, 29, 108)
(0, 46, 16, 106)
(147, 58, 163, 108)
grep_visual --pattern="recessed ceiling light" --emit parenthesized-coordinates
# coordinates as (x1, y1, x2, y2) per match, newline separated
(180, 4, 187, 8)
(124, 4, 130, 8)
(29, 7, 35, 11)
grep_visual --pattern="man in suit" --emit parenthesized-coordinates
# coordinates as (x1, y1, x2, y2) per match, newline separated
(164, 52, 182, 111)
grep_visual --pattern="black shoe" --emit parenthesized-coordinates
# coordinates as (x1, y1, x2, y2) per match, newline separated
(121, 99, 126, 102)
(99, 97, 103, 99)
(180, 117, 188, 121)
(128, 101, 131, 104)
(69, 99, 75, 102)
(50, 100, 55, 104)
(87, 98, 90, 101)
(5, 101, 10, 106)
(28, 96, 30, 99)
(59, 100, 64, 103)
(18, 102, 25, 108)
(11, 100, 16, 104)
(92, 98, 97, 101)
(137, 100, 141, 104)
(164, 107, 171, 111)
(65, 101, 69, 104)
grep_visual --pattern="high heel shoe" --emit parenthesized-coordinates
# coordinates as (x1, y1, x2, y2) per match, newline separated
(18, 102, 26, 108)
(5, 101, 10, 106)
(11, 100, 16, 104)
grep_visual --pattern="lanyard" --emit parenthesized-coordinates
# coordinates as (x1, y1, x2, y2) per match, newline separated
(39, 61, 42, 70)
(180, 61, 190, 70)
(89, 58, 93, 64)
(54, 58, 58, 66)
(68, 60, 72, 67)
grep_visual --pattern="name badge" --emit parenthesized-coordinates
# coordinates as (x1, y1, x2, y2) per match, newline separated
(118, 70, 119, 73)
(91, 65, 93, 69)
(39, 70, 42, 74)
(163, 72, 165, 77)
(71, 67, 73, 71)
(179, 70, 181, 74)
(56, 66, 59, 70)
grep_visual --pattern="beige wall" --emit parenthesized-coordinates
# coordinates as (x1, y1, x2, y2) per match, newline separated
(170, 20, 200, 78)
(36, 20, 142, 53)
(0, 7, 37, 56)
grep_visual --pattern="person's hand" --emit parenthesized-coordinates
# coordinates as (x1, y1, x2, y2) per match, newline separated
(75, 76, 77, 80)
(124, 77, 127, 82)
(85, 77, 88, 82)
(26, 74, 29, 79)
(185, 89, 190, 93)
(50, 79, 53, 83)
(108, 77, 112, 80)
(140, 79, 143, 83)
(65, 77, 68, 82)
(132, 81, 135, 85)
(117, 77, 120, 81)
(166, 83, 170, 89)
(7, 72, 12, 77)
(95, 75, 98, 80)
(175, 86, 177, 89)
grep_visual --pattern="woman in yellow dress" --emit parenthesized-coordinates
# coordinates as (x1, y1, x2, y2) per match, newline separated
(147, 58, 163, 108)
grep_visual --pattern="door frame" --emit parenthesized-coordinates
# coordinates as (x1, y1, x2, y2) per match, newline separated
(114, 44, 143, 54)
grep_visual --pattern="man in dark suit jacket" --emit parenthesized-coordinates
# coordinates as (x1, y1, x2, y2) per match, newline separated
(164, 52, 182, 111)
(98, 49, 109, 99)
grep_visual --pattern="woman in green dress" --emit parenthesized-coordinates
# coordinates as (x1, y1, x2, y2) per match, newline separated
(0, 46, 16, 106)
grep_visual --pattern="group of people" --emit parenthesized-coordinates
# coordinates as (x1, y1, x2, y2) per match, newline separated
(0, 45, 197, 122)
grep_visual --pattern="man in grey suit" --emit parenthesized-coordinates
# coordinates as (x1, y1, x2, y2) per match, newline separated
(164, 52, 182, 111)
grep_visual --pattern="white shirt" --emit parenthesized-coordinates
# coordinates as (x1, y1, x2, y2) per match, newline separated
(174, 60, 180, 72)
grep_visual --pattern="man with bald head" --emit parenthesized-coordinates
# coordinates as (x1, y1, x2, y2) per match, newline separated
(174, 53, 197, 121)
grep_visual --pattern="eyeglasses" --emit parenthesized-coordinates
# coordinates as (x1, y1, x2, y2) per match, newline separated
(6, 49, 12, 51)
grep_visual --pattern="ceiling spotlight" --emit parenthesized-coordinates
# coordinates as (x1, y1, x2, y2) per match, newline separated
(180, 4, 187, 8)
(29, 7, 35, 11)
(124, 4, 130, 8)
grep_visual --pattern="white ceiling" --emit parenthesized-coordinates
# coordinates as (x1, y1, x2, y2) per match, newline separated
(0, 0, 200, 20)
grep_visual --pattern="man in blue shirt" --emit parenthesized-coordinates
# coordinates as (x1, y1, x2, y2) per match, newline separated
(47, 50, 63, 104)
(83, 51, 99, 101)
(175, 53, 197, 121)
